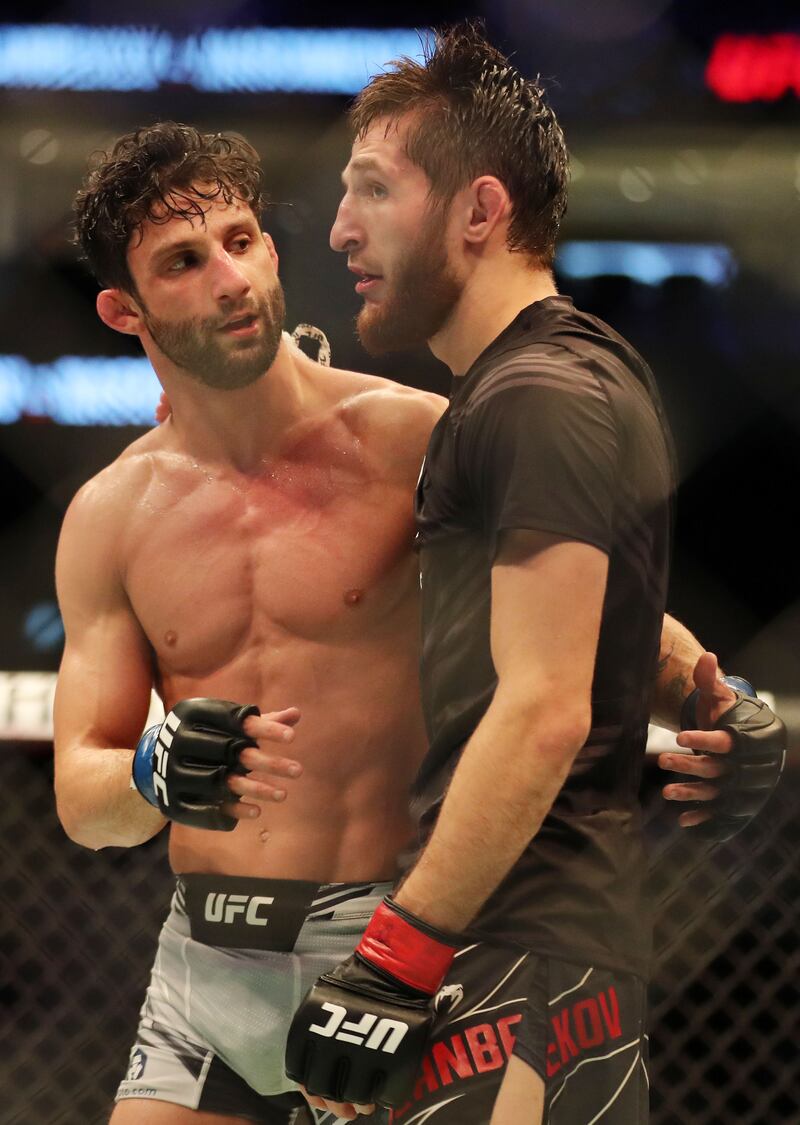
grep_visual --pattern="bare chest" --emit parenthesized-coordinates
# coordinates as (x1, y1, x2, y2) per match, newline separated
(122, 454, 417, 677)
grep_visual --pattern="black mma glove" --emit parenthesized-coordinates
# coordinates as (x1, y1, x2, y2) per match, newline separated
(131, 697, 260, 831)
(680, 676, 786, 842)
(285, 896, 459, 1108)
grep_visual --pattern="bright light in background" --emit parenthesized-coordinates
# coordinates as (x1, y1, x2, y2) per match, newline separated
(706, 34, 800, 103)
(0, 25, 429, 93)
(0, 25, 173, 91)
(556, 241, 737, 287)
(0, 355, 160, 425)
(186, 28, 427, 94)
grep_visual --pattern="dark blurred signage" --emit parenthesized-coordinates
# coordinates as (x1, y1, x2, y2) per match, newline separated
(707, 33, 800, 102)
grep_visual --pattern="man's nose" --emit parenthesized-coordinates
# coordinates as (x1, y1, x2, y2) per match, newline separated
(210, 250, 251, 302)
(330, 197, 362, 253)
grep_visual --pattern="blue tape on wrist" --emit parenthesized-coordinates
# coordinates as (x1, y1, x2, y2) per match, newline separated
(132, 724, 161, 808)
(720, 675, 756, 698)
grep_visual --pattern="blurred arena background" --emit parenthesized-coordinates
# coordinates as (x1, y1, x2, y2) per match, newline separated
(1, 0, 798, 1122)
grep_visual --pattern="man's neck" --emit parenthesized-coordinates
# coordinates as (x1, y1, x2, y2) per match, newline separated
(429, 261, 558, 376)
(154, 336, 311, 473)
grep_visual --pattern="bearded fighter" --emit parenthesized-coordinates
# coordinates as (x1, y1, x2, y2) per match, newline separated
(285, 26, 786, 1123)
(56, 120, 782, 1125)
(56, 122, 446, 1124)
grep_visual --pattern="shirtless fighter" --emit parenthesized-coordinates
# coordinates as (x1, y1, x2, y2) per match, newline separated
(56, 122, 782, 1125)
(57, 123, 443, 1124)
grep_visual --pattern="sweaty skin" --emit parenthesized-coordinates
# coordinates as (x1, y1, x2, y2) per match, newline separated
(54, 192, 443, 883)
(56, 348, 440, 880)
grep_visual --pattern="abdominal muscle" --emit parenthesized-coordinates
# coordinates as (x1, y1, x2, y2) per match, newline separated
(163, 610, 426, 884)
(123, 406, 429, 885)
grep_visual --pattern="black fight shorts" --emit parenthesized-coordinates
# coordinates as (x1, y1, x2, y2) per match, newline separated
(390, 943, 649, 1124)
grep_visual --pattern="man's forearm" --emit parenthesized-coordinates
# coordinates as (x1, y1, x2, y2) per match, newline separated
(651, 614, 707, 730)
(395, 689, 587, 932)
(55, 744, 166, 850)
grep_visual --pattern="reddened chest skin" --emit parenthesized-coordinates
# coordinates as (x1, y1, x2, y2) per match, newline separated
(99, 383, 435, 882)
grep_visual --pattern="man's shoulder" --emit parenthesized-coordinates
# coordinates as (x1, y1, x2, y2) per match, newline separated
(461, 337, 618, 426)
(320, 366, 444, 484)
(333, 369, 445, 436)
(61, 429, 165, 536)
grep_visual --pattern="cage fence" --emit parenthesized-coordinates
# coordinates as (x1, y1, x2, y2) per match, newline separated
(1, 744, 797, 1125)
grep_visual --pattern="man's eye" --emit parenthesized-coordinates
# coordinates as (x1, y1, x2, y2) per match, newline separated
(231, 236, 251, 252)
(369, 183, 388, 199)
(167, 254, 195, 273)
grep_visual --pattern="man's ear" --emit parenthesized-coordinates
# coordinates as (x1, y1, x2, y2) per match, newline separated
(261, 231, 279, 271)
(462, 176, 512, 247)
(96, 289, 145, 336)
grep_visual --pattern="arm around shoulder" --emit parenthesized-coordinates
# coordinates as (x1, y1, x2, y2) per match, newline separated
(54, 475, 165, 850)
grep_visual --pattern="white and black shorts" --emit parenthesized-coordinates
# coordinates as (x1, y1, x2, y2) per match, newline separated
(391, 942, 649, 1124)
(115, 874, 393, 1124)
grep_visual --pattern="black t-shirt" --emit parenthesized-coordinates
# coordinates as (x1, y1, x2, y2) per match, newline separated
(413, 296, 675, 977)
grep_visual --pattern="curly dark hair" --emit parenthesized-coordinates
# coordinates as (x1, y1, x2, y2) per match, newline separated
(350, 22, 569, 268)
(73, 121, 266, 295)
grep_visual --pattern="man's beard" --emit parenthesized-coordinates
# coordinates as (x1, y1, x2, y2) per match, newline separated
(356, 216, 462, 356)
(143, 280, 286, 390)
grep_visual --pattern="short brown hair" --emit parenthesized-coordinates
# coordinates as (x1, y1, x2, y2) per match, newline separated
(73, 121, 265, 294)
(350, 23, 569, 267)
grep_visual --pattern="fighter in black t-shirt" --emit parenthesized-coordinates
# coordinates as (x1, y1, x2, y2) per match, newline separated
(416, 293, 673, 978)
(287, 26, 785, 1123)
(403, 293, 672, 1121)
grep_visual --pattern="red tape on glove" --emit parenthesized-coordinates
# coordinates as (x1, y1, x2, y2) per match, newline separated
(356, 899, 458, 995)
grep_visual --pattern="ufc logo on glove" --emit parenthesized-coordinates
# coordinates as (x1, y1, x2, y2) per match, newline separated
(152, 710, 181, 806)
(285, 896, 461, 1107)
(309, 1003, 410, 1054)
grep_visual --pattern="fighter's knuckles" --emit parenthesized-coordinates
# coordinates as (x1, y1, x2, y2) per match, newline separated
(327, 1103, 358, 1120)
(303, 1092, 329, 1111)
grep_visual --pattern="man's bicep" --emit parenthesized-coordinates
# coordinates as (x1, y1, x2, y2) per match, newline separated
(55, 615, 154, 757)
(490, 529, 608, 704)
(54, 499, 154, 756)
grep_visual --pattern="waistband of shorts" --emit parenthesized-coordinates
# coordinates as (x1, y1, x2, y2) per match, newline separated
(175, 873, 390, 952)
